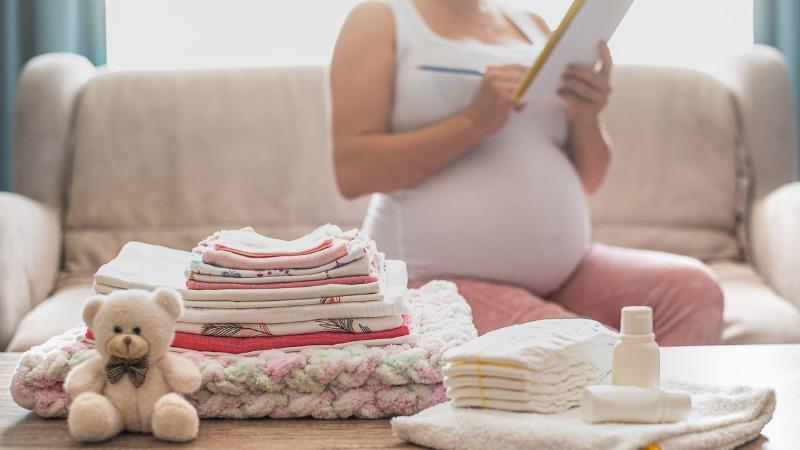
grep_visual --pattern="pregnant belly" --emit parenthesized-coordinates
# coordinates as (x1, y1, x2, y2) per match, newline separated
(365, 135, 590, 296)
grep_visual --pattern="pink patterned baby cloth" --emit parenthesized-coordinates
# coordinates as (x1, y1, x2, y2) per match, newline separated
(93, 226, 403, 355)
(192, 224, 376, 272)
(197, 224, 345, 258)
(11, 281, 476, 419)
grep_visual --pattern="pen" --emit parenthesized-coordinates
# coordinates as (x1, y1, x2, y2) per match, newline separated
(418, 65, 485, 77)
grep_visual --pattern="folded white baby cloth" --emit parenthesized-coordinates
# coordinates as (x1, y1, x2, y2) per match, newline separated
(94, 279, 382, 301)
(186, 251, 371, 283)
(189, 230, 375, 278)
(391, 380, 776, 450)
(93, 241, 406, 302)
(196, 224, 350, 257)
(442, 318, 617, 413)
(180, 293, 383, 309)
(176, 293, 408, 324)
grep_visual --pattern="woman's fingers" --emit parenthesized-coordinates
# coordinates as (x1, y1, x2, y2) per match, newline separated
(558, 88, 594, 109)
(485, 64, 528, 82)
(598, 41, 613, 77)
(561, 78, 603, 103)
(564, 66, 609, 91)
(562, 73, 606, 94)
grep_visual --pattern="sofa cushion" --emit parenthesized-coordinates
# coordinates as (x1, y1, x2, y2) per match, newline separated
(63, 66, 369, 276)
(594, 66, 747, 261)
(710, 260, 800, 344)
(6, 280, 92, 352)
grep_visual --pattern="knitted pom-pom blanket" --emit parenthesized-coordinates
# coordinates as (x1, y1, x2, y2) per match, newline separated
(10, 281, 476, 419)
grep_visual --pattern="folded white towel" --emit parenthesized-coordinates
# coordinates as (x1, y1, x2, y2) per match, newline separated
(391, 380, 776, 450)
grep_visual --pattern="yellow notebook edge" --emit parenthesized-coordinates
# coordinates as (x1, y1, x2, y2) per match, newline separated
(512, 0, 587, 101)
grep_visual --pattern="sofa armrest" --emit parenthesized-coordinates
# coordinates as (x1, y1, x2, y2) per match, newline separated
(0, 193, 62, 350)
(14, 53, 95, 208)
(751, 182, 800, 309)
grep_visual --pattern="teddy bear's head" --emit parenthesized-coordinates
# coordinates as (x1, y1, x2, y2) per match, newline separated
(83, 288, 183, 361)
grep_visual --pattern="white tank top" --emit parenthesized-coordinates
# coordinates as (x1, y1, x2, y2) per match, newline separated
(363, 0, 590, 296)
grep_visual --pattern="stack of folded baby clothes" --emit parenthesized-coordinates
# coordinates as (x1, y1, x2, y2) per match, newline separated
(441, 319, 618, 413)
(91, 225, 413, 355)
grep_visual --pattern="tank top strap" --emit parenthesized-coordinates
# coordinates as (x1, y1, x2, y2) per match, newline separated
(384, 0, 429, 59)
(499, 6, 549, 47)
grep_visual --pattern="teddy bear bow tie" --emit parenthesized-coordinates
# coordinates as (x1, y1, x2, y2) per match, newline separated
(105, 356, 149, 388)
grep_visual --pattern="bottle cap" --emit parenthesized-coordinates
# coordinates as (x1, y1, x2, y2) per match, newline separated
(620, 306, 653, 336)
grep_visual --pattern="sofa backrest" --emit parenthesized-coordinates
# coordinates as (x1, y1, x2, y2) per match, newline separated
(60, 66, 369, 274)
(591, 66, 747, 260)
(14, 47, 797, 276)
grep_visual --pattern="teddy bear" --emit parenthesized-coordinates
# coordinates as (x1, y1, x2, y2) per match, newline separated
(64, 287, 202, 442)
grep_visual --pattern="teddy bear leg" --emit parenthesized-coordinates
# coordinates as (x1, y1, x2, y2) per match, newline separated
(68, 392, 124, 442)
(151, 393, 199, 442)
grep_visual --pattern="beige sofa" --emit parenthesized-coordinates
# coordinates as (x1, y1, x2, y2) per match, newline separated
(4, 47, 800, 351)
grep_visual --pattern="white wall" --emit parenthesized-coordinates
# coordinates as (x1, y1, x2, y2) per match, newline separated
(106, 0, 753, 69)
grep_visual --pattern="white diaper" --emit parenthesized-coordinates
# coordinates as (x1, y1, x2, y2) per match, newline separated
(443, 319, 617, 369)
(442, 319, 618, 413)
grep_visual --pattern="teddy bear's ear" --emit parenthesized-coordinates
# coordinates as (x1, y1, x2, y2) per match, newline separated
(153, 288, 183, 320)
(82, 295, 105, 328)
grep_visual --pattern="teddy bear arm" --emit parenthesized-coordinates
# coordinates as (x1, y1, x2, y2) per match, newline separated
(65, 354, 106, 396)
(159, 353, 202, 394)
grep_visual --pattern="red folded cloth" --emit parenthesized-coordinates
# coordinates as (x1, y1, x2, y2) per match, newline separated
(86, 315, 410, 354)
(185, 274, 378, 290)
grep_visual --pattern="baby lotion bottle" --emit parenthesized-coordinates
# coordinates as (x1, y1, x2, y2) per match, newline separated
(581, 385, 691, 424)
(612, 306, 660, 388)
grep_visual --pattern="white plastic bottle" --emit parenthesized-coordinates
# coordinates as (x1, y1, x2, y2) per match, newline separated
(612, 306, 660, 388)
(581, 385, 691, 424)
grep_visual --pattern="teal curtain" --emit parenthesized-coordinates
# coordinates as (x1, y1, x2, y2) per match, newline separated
(755, 0, 800, 170)
(1, 0, 106, 191)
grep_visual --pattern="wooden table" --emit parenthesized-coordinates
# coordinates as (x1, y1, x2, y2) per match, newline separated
(1, 345, 798, 449)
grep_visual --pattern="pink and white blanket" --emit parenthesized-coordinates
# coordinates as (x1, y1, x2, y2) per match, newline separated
(10, 281, 476, 419)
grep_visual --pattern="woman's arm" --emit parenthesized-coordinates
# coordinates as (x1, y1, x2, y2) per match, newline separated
(558, 43, 614, 195)
(331, 2, 523, 199)
(528, 13, 613, 195)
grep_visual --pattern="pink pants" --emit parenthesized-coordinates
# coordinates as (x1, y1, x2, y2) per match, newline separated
(411, 244, 724, 346)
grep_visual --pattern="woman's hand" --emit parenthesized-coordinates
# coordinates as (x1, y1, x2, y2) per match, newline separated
(558, 42, 613, 124)
(464, 64, 528, 138)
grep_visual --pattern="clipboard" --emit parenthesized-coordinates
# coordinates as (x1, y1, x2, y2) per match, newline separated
(513, 0, 634, 101)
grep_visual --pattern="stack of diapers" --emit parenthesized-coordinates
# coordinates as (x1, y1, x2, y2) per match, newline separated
(442, 319, 617, 413)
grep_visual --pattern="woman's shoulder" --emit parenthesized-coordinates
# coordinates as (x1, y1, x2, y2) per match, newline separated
(339, 1, 395, 46)
(345, 1, 395, 26)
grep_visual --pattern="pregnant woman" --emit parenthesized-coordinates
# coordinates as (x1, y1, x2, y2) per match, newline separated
(330, 0, 724, 345)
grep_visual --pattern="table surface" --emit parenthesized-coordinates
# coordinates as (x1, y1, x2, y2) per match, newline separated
(1, 345, 798, 449)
